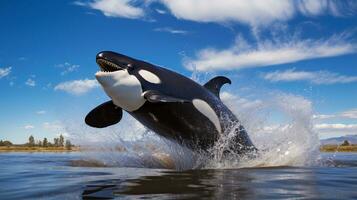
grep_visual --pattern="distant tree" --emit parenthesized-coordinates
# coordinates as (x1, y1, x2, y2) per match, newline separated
(2, 140, 12, 146)
(43, 138, 48, 147)
(59, 134, 64, 147)
(28, 135, 35, 147)
(37, 140, 42, 147)
(342, 140, 350, 146)
(0, 140, 12, 146)
(54, 138, 59, 147)
(65, 140, 72, 150)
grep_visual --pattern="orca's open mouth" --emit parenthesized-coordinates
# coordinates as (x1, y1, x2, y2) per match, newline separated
(96, 51, 134, 74)
(96, 59, 123, 72)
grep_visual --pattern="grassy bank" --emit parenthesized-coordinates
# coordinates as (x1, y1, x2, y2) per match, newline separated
(0, 145, 79, 152)
(320, 144, 357, 152)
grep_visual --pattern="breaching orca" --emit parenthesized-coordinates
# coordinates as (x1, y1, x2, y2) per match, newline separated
(85, 51, 256, 154)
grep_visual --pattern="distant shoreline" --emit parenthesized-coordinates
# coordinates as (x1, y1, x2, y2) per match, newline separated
(0, 146, 79, 152)
(1, 145, 357, 153)
(320, 144, 357, 152)
(0, 134, 75, 153)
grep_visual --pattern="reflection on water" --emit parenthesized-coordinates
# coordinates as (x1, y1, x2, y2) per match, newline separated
(115, 169, 255, 199)
(1, 152, 357, 200)
(105, 168, 318, 199)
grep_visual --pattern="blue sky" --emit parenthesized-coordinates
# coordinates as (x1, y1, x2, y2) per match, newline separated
(0, 0, 356, 143)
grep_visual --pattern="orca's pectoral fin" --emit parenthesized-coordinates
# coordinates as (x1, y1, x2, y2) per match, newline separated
(203, 76, 231, 99)
(143, 90, 189, 103)
(85, 101, 123, 128)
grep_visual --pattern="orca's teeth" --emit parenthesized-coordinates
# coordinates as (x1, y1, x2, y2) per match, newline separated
(96, 59, 122, 72)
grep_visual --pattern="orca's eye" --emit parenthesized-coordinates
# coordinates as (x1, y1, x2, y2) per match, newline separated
(126, 63, 134, 72)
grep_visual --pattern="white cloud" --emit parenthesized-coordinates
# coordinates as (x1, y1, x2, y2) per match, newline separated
(154, 27, 188, 35)
(56, 62, 80, 75)
(159, 0, 347, 27)
(0, 67, 11, 78)
(261, 123, 357, 138)
(314, 123, 357, 135)
(313, 114, 335, 120)
(76, 0, 354, 29)
(297, 0, 344, 16)
(73, 1, 87, 6)
(220, 91, 263, 111)
(24, 125, 35, 129)
(160, 0, 294, 27)
(314, 108, 357, 120)
(155, 8, 166, 15)
(25, 78, 36, 87)
(36, 110, 46, 115)
(87, 0, 144, 19)
(340, 109, 357, 119)
(298, 0, 328, 16)
(78, 1, 353, 27)
(54, 79, 99, 95)
(184, 34, 356, 71)
(263, 69, 357, 84)
(263, 69, 315, 82)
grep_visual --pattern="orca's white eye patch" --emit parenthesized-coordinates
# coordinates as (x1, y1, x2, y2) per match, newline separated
(138, 69, 161, 84)
(192, 99, 221, 133)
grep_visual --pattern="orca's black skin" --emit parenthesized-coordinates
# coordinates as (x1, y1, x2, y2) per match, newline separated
(86, 51, 256, 154)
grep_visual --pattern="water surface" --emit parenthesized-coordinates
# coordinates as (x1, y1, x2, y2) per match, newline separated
(0, 152, 356, 199)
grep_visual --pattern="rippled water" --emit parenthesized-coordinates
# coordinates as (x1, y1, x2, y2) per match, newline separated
(0, 152, 356, 199)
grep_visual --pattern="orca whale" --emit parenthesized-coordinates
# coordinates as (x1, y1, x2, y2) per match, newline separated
(85, 51, 256, 154)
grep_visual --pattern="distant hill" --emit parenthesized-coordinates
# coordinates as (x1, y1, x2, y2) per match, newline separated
(321, 135, 357, 145)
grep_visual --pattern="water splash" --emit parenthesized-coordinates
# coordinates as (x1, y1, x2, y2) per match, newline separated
(209, 91, 321, 168)
(65, 81, 320, 170)
(67, 116, 198, 170)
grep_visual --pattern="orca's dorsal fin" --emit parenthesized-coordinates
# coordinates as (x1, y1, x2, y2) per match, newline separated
(143, 90, 189, 103)
(203, 76, 231, 98)
(85, 101, 123, 128)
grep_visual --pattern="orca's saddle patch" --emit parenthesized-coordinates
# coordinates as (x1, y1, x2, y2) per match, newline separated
(143, 90, 189, 103)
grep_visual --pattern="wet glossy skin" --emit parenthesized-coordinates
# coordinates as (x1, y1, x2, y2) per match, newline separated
(92, 51, 256, 153)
